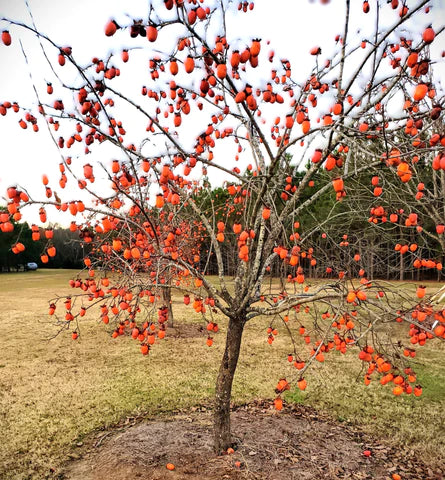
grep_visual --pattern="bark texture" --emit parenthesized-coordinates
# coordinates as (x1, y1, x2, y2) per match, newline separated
(161, 286, 174, 328)
(213, 316, 245, 453)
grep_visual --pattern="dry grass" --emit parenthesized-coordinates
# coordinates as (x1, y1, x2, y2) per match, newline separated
(0, 270, 444, 479)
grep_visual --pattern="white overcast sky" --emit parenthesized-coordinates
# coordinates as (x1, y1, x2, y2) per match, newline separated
(0, 0, 444, 225)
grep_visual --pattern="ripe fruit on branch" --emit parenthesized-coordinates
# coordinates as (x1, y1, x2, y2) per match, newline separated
(184, 56, 195, 73)
(1, 30, 11, 46)
(332, 177, 344, 193)
(422, 26, 435, 44)
(413, 84, 428, 101)
(297, 378, 307, 390)
(104, 19, 119, 37)
(262, 207, 271, 220)
(146, 25, 158, 42)
(416, 286, 426, 299)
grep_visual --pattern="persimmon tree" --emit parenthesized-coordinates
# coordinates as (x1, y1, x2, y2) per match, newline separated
(1, 0, 445, 452)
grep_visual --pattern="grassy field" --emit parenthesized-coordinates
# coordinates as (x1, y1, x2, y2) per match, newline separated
(1, 269, 444, 479)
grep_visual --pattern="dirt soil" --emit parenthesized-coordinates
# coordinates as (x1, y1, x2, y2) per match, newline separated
(62, 401, 443, 480)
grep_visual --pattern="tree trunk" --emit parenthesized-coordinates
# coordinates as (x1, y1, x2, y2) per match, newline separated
(161, 285, 174, 328)
(399, 252, 404, 281)
(214, 316, 245, 453)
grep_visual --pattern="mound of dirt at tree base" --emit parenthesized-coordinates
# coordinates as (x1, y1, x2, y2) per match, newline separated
(62, 401, 443, 480)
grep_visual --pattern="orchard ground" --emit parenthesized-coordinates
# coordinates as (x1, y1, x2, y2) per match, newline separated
(0, 269, 444, 479)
